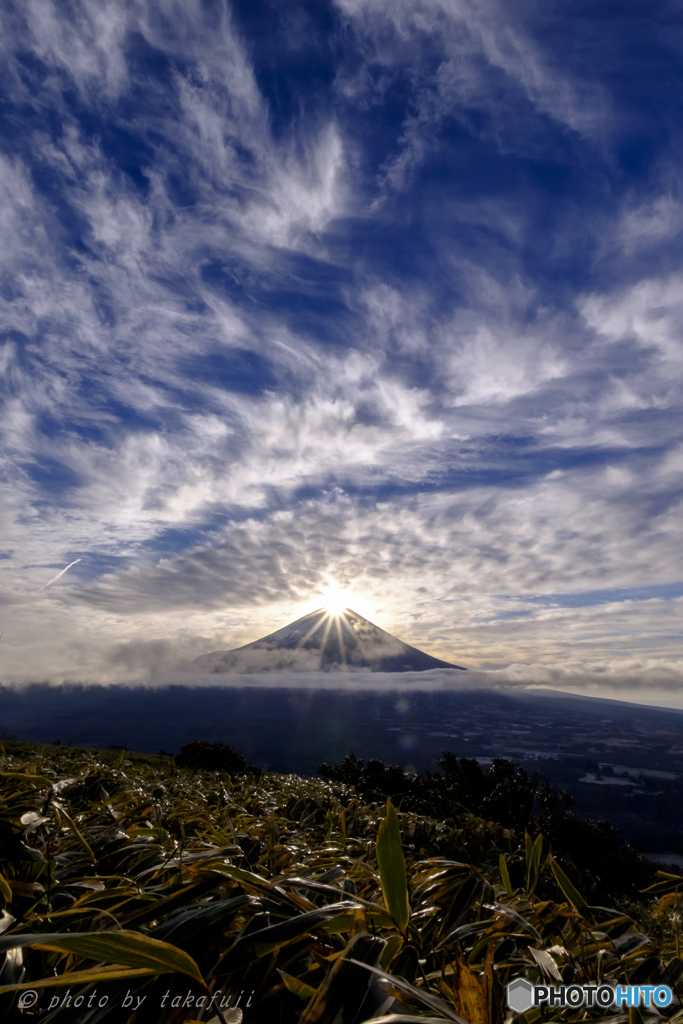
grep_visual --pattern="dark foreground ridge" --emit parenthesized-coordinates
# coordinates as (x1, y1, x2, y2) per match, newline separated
(193, 606, 465, 673)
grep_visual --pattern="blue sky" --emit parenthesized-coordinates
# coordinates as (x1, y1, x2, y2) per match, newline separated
(1, 0, 682, 699)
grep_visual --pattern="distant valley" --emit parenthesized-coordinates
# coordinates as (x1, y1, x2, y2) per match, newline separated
(1, 682, 681, 862)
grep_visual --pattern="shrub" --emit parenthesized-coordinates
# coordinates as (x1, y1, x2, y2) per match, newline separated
(319, 750, 657, 899)
(175, 740, 246, 773)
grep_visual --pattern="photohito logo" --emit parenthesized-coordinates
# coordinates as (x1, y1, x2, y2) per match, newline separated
(507, 978, 672, 1013)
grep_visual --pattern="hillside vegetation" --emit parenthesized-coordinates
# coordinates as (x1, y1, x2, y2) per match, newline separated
(0, 740, 682, 1023)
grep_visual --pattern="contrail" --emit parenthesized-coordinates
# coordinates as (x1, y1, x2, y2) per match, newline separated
(39, 558, 82, 591)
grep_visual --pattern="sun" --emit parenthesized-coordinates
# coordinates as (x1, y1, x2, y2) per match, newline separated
(321, 589, 349, 616)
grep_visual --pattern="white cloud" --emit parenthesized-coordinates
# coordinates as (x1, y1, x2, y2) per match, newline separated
(616, 195, 683, 255)
(24, 0, 129, 98)
(0, 0, 681, 703)
(581, 273, 683, 371)
(335, 0, 612, 195)
(3, 454, 679, 684)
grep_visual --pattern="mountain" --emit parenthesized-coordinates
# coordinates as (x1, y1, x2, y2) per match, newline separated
(192, 607, 465, 673)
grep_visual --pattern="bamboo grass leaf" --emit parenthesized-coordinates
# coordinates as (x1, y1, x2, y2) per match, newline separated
(51, 775, 88, 794)
(499, 853, 513, 897)
(151, 894, 254, 944)
(58, 809, 95, 861)
(121, 876, 226, 927)
(1, 772, 54, 786)
(549, 856, 595, 925)
(348, 960, 468, 1024)
(376, 799, 410, 933)
(526, 834, 542, 896)
(380, 934, 403, 969)
(202, 864, 287, 897)
(483, 901, 542, 943)
(299, 933, 387, 1024)
(0, 870, 12, 904)
(276, 876, 396, 920)
(0, 966, 159, 994)
(0, 930, 204, 982)
(278, 969, 317, 1001)
(226, 901, 359, 966)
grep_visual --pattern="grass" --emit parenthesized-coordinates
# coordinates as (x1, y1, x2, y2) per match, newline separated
(1, 739, 682, 1023)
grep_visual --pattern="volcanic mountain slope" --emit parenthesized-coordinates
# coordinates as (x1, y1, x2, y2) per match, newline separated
(193, 607, 465, 674)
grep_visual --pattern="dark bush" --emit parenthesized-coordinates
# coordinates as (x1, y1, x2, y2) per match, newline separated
(539, 812, 655, 898)
(319, 751, 545, 829)
(176, 740, 246, 774)
(319, 750, 657, 899)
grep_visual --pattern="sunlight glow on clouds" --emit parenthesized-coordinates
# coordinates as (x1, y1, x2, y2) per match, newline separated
(0, 0, 681, 696)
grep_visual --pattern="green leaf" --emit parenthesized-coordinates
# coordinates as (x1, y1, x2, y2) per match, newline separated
(0, 930, 203, 982)
(58, 809, 95, 861)
(549, 857, 595, 924)
(526, 833, 542, 896)
(392, 944, 419, 984)
(0, 967, 158, 994)
(1, 772, 53, 786)
(300, 933, 386, 1024)
(348, 960, 467, 1024)
(279, 969, 317, 1001)
(318, 908, 395, 934)
(498, 853, 513, 898)
(121, 876, 224, 927)
(227, 901, 359, 967)
(376, 799, 410, 933)
(483, 902, 542, 943)
(277, 876, 397, 919)
(151, 894, 254, 945)
(379, 934, 403, 969)
(202, 863, 287, 897)
(0, 870, 12, 904)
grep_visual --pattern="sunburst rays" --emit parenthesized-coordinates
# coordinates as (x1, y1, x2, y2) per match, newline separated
(294, 609, 328, 650)
(333, 612, 348, 669)
(293, 603, 351, 669)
